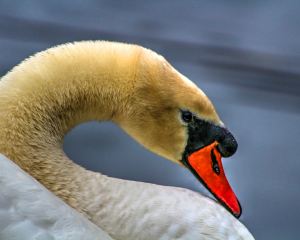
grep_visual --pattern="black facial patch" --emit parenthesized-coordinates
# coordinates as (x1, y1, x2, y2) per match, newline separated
(181, 115, 238, 164)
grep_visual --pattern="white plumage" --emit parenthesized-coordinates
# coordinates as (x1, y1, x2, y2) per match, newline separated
(0, 154, 113, 240)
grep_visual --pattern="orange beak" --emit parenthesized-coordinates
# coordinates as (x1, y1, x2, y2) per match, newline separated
(187, 141, 241, 218)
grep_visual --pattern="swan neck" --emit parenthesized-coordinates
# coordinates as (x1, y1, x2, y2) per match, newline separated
(0, 42, 141, 211)
(0, 42, 140, 146)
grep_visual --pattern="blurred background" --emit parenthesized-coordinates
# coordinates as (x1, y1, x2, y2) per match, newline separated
(1, 1, 300, 239)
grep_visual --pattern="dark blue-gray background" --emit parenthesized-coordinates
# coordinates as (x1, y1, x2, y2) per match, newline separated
(1, 1, 299, 239)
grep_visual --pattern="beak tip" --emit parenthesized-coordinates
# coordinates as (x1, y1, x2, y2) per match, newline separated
(231, 200, 242, 219)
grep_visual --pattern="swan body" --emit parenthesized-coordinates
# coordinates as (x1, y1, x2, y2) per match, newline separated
(0, 41, 254, 239)
(0, 154, 113, 240)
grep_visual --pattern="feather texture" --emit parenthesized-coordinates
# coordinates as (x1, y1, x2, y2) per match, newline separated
(0, 154, 113, 240)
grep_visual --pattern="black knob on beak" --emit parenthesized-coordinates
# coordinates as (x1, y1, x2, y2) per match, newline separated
(215, 128, 238, 157)
(182, 116, 238, 158)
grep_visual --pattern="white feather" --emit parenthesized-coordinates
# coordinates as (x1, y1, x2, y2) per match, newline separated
(88, 175, 255, 240)
(0, 154, 114, 240)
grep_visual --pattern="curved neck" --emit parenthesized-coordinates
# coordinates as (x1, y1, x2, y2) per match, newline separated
(0, 42, 141, 211)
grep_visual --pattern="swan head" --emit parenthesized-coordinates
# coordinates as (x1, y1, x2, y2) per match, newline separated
(117, 47, 240, 218)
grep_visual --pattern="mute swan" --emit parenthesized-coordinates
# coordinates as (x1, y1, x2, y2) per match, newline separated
(0, 41, 254, 240)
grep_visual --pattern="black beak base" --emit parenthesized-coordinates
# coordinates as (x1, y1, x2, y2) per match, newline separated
(183, 117, 238, 158)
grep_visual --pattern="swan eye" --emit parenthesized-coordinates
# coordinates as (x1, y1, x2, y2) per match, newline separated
(181, 110, 193, 123)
